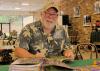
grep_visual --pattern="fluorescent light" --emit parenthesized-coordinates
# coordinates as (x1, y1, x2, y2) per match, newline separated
(15, 7, 21, 10)
(22, 3, 29, 6)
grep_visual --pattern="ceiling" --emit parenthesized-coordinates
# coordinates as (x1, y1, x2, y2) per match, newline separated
(0, 0, 49, 15)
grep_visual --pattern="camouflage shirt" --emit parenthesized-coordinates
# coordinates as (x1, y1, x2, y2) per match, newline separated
(19, 21, 71, 57)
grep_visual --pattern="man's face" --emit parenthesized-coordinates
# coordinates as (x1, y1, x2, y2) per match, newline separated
(44, 8, 58, 23)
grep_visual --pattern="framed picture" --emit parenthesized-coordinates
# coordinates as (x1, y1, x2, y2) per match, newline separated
(94, 1, 100, 14)
(83, 15, 91, 26)
(73, 6, 80, 17)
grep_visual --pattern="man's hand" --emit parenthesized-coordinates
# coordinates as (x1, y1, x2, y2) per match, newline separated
(63, 49, 74, 59)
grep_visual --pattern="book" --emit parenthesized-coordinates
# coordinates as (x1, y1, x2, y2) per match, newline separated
(9, 58, 42, 71)
(9, 58, 80, 71)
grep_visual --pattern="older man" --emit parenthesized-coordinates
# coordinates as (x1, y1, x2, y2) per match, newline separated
(15, 7, 74, 59)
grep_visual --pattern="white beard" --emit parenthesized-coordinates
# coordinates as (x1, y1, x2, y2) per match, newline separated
(43, 22, 56, 30)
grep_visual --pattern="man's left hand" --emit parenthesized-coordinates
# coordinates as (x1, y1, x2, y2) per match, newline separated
(63, 49, 74, 59)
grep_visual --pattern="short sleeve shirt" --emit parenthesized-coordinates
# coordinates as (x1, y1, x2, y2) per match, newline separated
(19, 21, 70, 57)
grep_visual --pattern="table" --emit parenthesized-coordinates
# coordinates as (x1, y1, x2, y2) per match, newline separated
(0, 58, 100, 71)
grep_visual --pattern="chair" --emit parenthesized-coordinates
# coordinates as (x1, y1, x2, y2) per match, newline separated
(74, 43, 98, 60)
(69, 29, 79, 45)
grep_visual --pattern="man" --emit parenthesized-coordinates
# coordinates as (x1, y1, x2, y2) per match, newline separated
(15, 7, 74, 59)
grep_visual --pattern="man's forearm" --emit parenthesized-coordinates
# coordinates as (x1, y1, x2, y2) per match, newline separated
(15, 47, 34, 58)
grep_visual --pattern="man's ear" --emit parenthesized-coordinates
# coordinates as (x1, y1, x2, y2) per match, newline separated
(41, 11, 45, 17)
(40, 11, 46, 22)
(41, 11, 46, 20)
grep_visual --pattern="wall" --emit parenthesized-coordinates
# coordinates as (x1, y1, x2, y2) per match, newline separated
(11, 16, 23, 35)
(60, 0, 100, 43)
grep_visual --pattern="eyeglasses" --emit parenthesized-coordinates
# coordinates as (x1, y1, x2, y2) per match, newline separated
(45, 11, 58, 17)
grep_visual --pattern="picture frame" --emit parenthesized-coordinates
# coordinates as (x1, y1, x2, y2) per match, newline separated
(73, 6, 80, 17)
(94, 1, 100, 14)
(83, 15, 91, 26)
